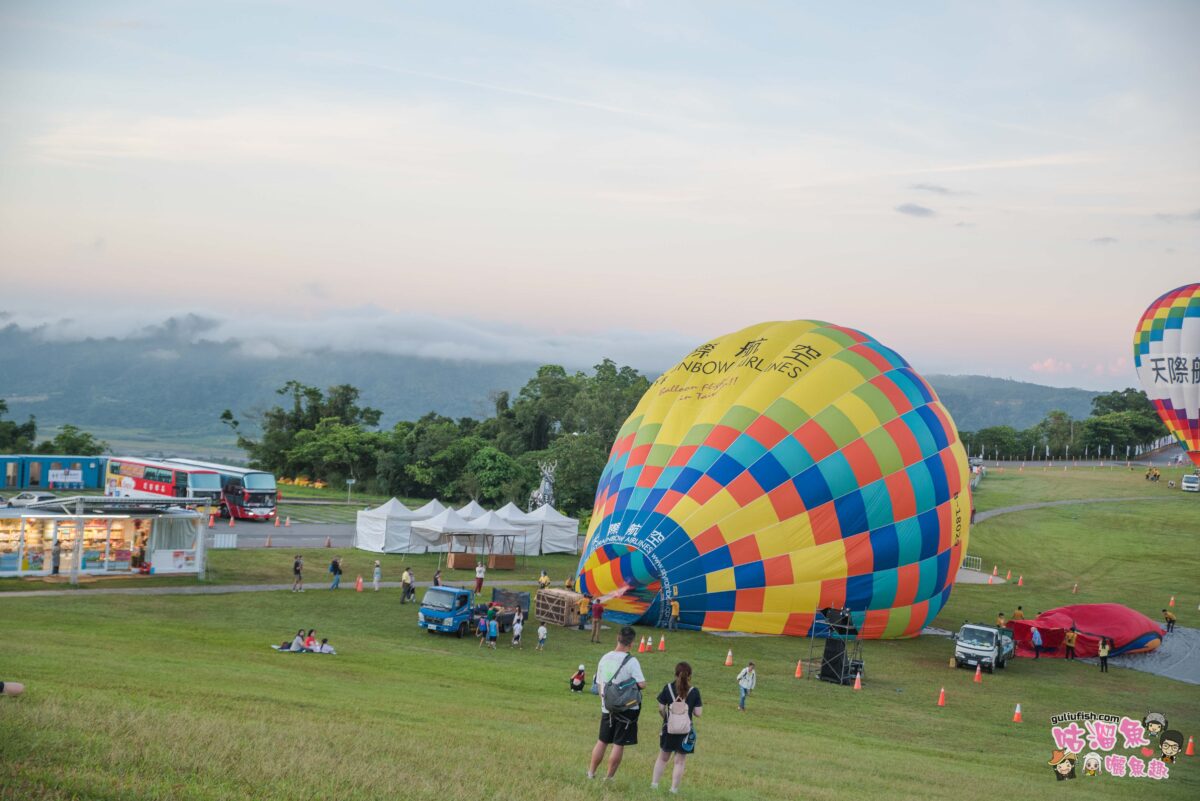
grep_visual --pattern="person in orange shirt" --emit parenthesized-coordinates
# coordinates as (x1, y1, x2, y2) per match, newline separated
(1063, 627, 1078, 660)
(1012, 606, 1025, 621)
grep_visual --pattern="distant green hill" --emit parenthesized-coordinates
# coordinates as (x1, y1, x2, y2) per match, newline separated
(2, 325, 1102, 454)
(925, 374, 1099, 431)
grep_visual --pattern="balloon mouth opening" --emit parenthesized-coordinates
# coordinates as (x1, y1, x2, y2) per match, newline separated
(579, 543, 664, 626)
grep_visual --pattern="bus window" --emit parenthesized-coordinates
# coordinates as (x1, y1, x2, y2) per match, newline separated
(175, 471, 188, 497)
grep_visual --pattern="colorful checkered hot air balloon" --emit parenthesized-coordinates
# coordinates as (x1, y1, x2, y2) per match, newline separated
(575, 320, 971, 639)
(1133, 283, 1200, 467)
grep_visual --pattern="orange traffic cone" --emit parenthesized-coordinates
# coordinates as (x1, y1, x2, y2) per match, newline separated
(265, 534, 272, 548)
(992, 565, 998, 576)
(1072, 583, 1078, 594)
(1186, 735, 1194, 756)
(724, 649, 733, 666)
(1017, 575, 1024, 587)
(228, 515, 235, 528)
(284, 516, 291, 527)
(658, 636, 666, 652)
(324, 536, 332, 548)
(987, 575, 993, 585)
(853, 671, 862, 690)
(355, 575, 363, 592)
(274, 515, 281, 528)
(795, 659, 803, 678)
(1169, 595, 1175, 608)
(1005, 569, 1011, 581)
(1012, 703, 1023, 723)
(207, 513, 215, 529)
(638, 637, 646, 653)
(974, 665, 982, 684)
(937, 687, 945, 707)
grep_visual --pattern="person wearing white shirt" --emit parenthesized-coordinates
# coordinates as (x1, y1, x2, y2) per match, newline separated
(474, 563, 486, 594)
(318, 639, 336, 655)
(511, 620, 524, 648)
(587, 626, 647, 781)
(536, 624, 549, 651)
(736, 662, 756, 711)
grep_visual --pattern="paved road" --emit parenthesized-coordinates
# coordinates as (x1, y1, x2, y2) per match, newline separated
(974, 496, 1163, 524)
(205, 523, 356, 549)
(0, 578, 537, 599)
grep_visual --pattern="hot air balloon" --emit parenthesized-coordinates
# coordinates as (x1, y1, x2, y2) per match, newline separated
(1133, 283, 1200, 467)
(576, 321, 970, 639)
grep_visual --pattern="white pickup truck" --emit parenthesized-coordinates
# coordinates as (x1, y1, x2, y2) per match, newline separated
(954, 623, 1015, 673)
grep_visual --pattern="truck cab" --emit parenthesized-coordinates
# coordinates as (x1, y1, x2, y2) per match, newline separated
(418, 587, 474, 637)
(954, 623, 1015, 673)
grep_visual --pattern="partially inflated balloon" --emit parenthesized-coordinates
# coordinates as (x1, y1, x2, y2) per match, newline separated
(1133, 284, 1200, 467)
(576, 321, 970, 639)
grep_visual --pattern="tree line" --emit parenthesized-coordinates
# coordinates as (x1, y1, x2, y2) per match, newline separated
(960, 388, 1168, 462)
(0, 400, 108, 455)
(220, 360, 650, 516)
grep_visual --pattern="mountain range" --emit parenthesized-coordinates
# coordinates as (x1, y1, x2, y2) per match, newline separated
(0, 323, 1102, 458)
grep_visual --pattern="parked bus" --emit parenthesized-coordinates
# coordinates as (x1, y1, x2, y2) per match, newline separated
(163, 458, 278, 521)
(104, 457, 223, 503)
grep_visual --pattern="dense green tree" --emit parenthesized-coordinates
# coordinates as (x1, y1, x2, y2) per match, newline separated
(463, 446, 524, 505)
(287, 418, 382, 484)
(37, 424, 108, 456)
(0, 400, 38, 453)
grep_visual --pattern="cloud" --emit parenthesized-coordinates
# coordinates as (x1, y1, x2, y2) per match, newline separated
(910, 183, 970, 196)
(1029, 357, 1073, 374)
(895, 203, 935, 218)
(0, 308, 699, 373)
(1090, 236, 1118, 245)
(1154, 209, 1200, 223)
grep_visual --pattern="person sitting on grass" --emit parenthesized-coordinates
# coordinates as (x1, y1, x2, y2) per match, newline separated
(303, 630, 317, 650)
(571, 665, 586, 693)
(289, 630, 308, 652)
(318, 638, 336, 655)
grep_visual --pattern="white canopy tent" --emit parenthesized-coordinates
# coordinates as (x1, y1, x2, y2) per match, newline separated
(410, 507, 473, 553)
(496, 502, 541, 556)
(354, 498, 428, 554)
(411, 498, 447, 518)
(521, 504, 581, 555)
(457, 500, 488, 521)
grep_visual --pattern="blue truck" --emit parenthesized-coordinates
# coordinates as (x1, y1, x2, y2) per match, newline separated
(417, 587, 530, 638)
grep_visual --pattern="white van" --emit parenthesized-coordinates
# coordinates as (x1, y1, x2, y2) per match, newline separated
(1182, 474, 1199, 493)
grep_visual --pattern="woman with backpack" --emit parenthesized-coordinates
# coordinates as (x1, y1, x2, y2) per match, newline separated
(652, 661, 702, 793)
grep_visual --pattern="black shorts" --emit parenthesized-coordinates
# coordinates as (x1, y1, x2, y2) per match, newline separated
(598, 709, 640, 746)
(659, 727, 694, 754)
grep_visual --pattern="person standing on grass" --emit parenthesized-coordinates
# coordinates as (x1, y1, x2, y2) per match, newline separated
(591, 598, 604, 644)
(1163, 609, 1177, 633)
(511, 618, 523, 649)
(996, 611, 1006, 628)
(1012, 606, 1024, 621)
(578, 595, 591, 631)
(736, 661, 756, 712)
(401, 567, 414, 603)
(669, 597, 680, 631)
(652, 661, 702, 793)
(292, 555, 304, 592)
(372, 560, 382, 592)
(1031, 626, 1043, 659)
(487, 616, 499, 650)
(329, 557, 343, 590)
(587, 626, 646, 781)
(475, 562, 486, 594)
(537, 623, 548, 652)
(1097, 637, 1110, 673)
(477, 615, 488, 648)
(1063, 627, 1078, 660)
(433, 569, 442, 587)
(538, 570, 551, 589)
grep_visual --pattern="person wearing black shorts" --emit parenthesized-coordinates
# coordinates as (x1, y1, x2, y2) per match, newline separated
(587, 626, 646, 781)
(291, 555, 304, 592)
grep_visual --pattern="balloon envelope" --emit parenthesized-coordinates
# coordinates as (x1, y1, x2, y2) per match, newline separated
(1134, 283, 1200, 467)
(576, 320, 970, 639)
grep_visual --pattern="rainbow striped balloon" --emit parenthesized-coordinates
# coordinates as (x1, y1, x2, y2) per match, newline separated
(1134, 283, 1200, 467)
(576, 320, 970, 639)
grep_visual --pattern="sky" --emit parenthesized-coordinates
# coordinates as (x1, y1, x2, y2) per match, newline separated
(0, 0, 1197, 388)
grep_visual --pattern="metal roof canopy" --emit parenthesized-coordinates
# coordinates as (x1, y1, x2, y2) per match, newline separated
(26, 496, 208, 515)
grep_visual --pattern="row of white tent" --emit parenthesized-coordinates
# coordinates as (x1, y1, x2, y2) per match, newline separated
(354, 498, 580, 555)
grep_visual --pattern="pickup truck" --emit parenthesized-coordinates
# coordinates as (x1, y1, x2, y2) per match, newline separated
(953, 623, 1015, 673)
(417, 587, 532, 637)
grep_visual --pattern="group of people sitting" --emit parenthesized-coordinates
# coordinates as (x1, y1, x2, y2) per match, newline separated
(276, 628, 337, 654)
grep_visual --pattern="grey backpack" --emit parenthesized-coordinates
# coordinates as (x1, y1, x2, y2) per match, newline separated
(602, 654, 642, 712)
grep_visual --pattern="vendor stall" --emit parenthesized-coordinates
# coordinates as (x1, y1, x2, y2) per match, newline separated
(464, 511, 525, 569)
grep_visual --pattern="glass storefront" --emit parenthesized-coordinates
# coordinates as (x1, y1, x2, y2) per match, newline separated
(0, 513, 200, 577)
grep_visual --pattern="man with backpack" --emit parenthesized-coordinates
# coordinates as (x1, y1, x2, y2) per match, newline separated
(587, 626, 646, 781)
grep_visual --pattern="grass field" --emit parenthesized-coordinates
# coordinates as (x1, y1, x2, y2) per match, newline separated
(1, 471, 1198, 800)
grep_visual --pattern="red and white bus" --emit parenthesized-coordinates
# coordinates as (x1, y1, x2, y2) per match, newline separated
(164, 458, 278, 521)
(104, 457, 223, 504)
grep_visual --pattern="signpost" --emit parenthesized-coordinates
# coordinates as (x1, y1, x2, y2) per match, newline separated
(346, 478, 356, 505)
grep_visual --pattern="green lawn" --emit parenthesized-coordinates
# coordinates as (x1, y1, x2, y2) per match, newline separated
(1, 473, 1198, 800)
(971, 463, 1192, 511)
